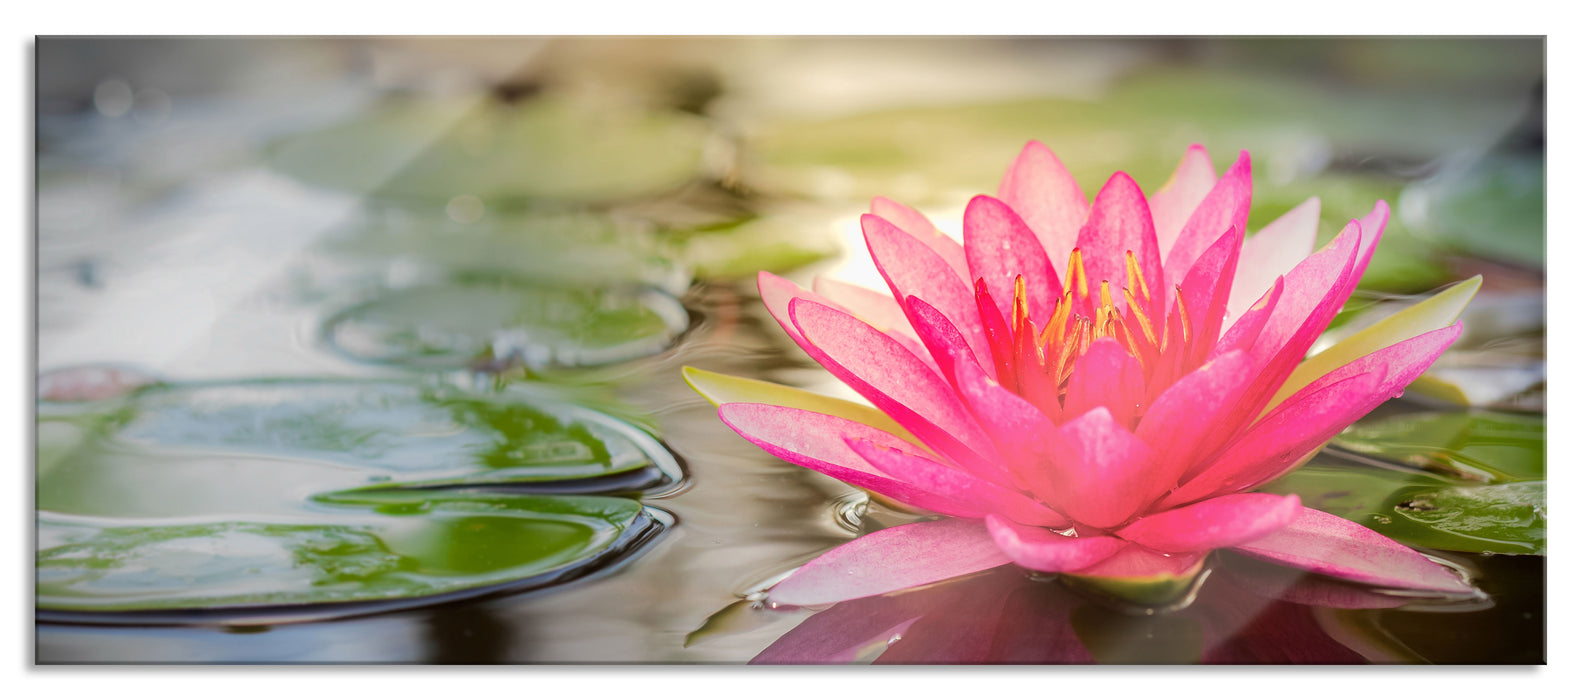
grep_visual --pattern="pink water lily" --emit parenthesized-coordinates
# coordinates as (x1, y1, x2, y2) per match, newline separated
(686, 142, 1482, 607)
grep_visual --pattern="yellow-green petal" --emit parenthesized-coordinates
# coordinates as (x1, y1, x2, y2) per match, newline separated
(1267, 276, 1481, 411)
(681, 366, 923, 448)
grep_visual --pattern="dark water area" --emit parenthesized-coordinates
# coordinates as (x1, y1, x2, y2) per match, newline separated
(34, 37, 1546, 664)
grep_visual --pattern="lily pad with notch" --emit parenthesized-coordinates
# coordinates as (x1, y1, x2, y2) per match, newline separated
(39, 379, 684, 510)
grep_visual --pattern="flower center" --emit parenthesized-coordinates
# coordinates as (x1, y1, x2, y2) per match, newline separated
(980, 249, 1193, 423)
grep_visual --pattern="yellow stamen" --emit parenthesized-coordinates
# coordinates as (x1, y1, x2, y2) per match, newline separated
(1065, 249, 1088, 305)
(1055, 318, 1087, 382)
(1124, 250, 1153, 307)
(1174, 286, 1192, 349)
(1012, 276, 1031, 336)
(1039, 292, 1072, 350)
(1123, 287, 1158, 349)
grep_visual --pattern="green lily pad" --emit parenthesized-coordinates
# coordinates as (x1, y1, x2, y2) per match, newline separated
(663, 208, 842, 280)
(1329, 411, 1545, 483)
(39, 380, 681, 517)
(1400, 154, 1544, 267)
(1260, 462, 1546, 555)
(317, 211, 690, 295)
(321, 278, 689, 371)
(268, 95, 711, 204)
(37, 491, 663, 623)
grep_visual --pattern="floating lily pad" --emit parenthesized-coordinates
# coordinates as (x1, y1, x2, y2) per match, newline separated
(268, 95, 711, 204)
(38, 380, 682, 516)
(1400, 154, 1544, 267)
(321, 278, 689, 371)
(314, 210, 691, 295)
(663, 208, 842, 280)
(1329, 411, 1545, 483)
(1260, 462, 1546, 555)
(37, 491, 665, 623)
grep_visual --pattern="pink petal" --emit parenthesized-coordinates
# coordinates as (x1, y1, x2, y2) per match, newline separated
(1069, 544, 1206, 580)
(1043, 407, 1164, 529)
(718, 403, 987, 519)
(790, 298, 997, 473)
(964, 194, 1062, 327)
(1340, 201, 1390, 296)
(1212, 276, 1281, 357)
(1115, 493, 1301, 553)
(995, 140, 1089, 267)
(904, 296, 1063, 491)
(902, 294, 983, 395)
(1173, 323, 1463, 506)
(870, 196, 972, 283)
(1061, 337, 1144, 429)
(812, 276, 914, 339)
(1134, 349, 1256, 487)
(1276, 323, 1463, 413)
(1164, 369, 1383, 508)
(1222, 207, 1390, 422)
(1232, 507, 1476, 595)
(767, 519, 1011, 606)
(762, 271, 938, 375)
(1074, 172, 1163, 312)
(1174, 225, 1242, 363)
(757, 270, 821, 351)
(985, 515, 1128, 573)
(850, 438, 1069, 529)
(751, 593, 927, 664)
(862, 213, 994, 369)
(1194, 221, 1366, 457)
(1163, 151, 1251, 289)
(973, 277, 1017, 386)
(1228, 197, 1320, 325)
(1150, 144, 1219, 259)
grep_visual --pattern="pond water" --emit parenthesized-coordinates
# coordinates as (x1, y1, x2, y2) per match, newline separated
(34, 37, 1545, 664)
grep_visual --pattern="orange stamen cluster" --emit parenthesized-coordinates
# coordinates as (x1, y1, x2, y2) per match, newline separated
(1010, 249, 1191, 397)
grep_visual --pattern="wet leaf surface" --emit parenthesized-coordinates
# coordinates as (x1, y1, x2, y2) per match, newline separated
(38, 491, 659, 621)
(1329, 411, 1545, 483)
(1260, 461, 1546, 555)
(321, 278, 689, 371)
(317, 211, 691, 294)
(39, 380, 682, 513)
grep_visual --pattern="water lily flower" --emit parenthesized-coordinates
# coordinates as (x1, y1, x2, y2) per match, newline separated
(685, 142, 1482, 607)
